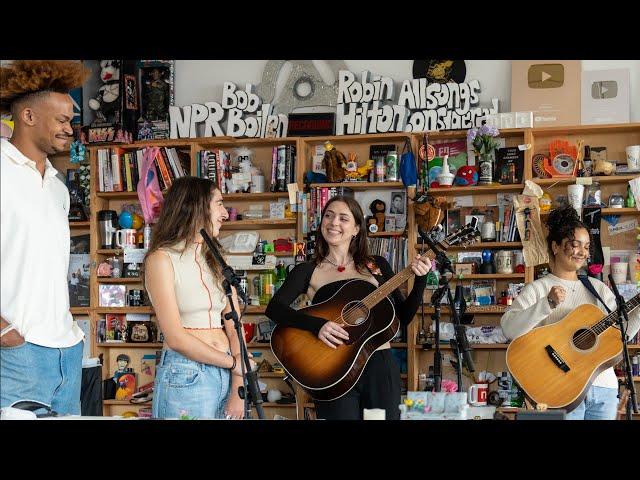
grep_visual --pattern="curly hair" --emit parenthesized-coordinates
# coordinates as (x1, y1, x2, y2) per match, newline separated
(0, 60, 91, 114)
(545, 205, 588, 254)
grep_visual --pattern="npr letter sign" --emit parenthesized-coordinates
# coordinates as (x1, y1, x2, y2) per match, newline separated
(169, 82, 288, 138)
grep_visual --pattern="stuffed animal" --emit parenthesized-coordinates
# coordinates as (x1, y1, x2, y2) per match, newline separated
(89, 60, 121, 123)
(343, 152, 374, 181)
(322, 141, 347, 182)
(368, 199, 386, 233)
(454, 165, 478, 186)
(414, 196, 453, 232)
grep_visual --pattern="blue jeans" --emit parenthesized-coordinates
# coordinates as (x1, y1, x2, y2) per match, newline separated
(0, 340, 83, 415)
(565, 385, 619, 420)
(152, 349, 231, 419)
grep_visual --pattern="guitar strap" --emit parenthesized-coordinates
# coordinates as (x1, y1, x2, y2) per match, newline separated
(578, 275, 611, 314)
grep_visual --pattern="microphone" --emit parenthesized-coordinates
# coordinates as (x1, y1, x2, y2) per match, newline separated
(199, 228, 247, 303)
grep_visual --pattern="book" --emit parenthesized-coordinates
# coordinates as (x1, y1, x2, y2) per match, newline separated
(495, 147, 524, 185)
(428, 140, 467, 187)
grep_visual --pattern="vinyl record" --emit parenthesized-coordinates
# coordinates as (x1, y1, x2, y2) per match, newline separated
(412, 60, 466, 83)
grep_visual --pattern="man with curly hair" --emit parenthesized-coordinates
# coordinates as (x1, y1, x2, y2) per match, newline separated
(1, 60, 90, 415)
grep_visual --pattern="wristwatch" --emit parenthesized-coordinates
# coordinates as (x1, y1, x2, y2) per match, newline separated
(547, 295, 557, 309)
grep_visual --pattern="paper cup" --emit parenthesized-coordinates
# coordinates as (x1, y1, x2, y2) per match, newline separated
(626, 145, 640, 170)
(567, 184, 585, 214)
(611, 262, 629, 284)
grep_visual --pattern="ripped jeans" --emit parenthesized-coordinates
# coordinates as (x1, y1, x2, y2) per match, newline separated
(152, 348, 231, 419)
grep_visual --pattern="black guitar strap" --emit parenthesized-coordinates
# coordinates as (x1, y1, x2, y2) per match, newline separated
(578, 275, 611, 314)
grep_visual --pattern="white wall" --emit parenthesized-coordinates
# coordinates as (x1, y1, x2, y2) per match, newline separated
(174, 60, 640, 121)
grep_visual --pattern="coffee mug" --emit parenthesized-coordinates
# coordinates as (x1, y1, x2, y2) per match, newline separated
(115, 229, 137, 248)
(468, 383, 489, 406)
(242, 323, 256, 343)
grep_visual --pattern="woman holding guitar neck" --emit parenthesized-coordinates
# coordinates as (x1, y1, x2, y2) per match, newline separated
(265, 196, 431, 420)
(501, 206, 640, 419)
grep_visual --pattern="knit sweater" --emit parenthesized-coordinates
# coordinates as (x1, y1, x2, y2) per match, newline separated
(500, 274, 640, 389)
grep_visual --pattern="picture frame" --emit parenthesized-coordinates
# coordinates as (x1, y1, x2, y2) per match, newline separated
(446, 209, 461, 236)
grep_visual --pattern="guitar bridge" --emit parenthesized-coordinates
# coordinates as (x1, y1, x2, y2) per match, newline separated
(545, 345, 570, 373)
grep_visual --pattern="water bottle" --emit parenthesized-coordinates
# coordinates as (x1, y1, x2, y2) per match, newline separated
(143, 224, 152, 249)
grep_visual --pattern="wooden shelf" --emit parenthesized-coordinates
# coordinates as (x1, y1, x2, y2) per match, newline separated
(428, 184, 524, 195)
(223, 192, 289, 200)
(416, 343, 509, 350)
(368, 231, 406, 237)
(96, 191, 140, 199)
(221, 219, 296, 230)
(97, 249, 122, 255)
(257, 372, 285, 378)
(95, 307, 154, 314)
(531, 122, 640, 136)
(247, 342, 271, 348)
(540, 207, 640, 216)
(260, 402, 296, 407)
(97, 277, 143, 284)
(416, 242, 522, 250)
(225, 251, 293, 256)
(103, 400, 135, 405)
(69, 221, 90, 228)
(70, 307, 90, 315)
(419, 305, 509, 315)
(532, 175, 640, 186)
(618, 376, 640, 382)
(627, 345, 640, 350)
(451, 273, 524, 280)
(391, 343, 408, 348)
(310, 182, 404, 189)
(97, 343, 163, 348)
(244, 306, 267, 314)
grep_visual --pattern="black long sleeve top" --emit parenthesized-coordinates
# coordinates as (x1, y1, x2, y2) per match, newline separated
(265, 255, 427, 336)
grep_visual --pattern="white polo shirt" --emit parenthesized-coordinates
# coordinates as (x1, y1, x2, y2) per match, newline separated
(1, 138, 84, 347)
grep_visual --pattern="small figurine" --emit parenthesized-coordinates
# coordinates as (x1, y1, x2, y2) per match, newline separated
(88, 60, 121, 124)
(322, 141, 347, 182)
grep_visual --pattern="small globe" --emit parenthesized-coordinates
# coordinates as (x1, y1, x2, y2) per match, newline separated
(131, 213, 143, 230)
(119, 211, 133, 229)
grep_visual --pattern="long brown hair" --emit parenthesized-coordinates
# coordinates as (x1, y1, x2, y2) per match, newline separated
(146, 176, 224, 286)
(312, 195, 374, 274)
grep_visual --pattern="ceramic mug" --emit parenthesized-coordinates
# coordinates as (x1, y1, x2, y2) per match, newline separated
(468, 383, 489, 406)
(115, 228, 137, 248)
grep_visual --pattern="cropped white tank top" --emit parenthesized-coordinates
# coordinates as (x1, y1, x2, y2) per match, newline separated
(155, 241, 227, 329)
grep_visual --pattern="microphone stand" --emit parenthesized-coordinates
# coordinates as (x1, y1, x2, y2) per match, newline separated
(419, 228, 475, 392)
(608, 274, 639, 419)
(200, 229, 265, 420)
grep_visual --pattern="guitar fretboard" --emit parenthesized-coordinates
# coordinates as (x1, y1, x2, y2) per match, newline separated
(593, 292, 640, 334)
(361, 246, 440, 310)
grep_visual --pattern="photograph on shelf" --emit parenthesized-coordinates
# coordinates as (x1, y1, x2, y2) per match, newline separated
(69, 234, 90, 307)
(105, 314, 127, 342)
(445, 209, 461, 236)
(99, 284, 127, 307)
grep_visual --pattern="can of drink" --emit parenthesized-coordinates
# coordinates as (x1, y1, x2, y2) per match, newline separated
(375, 157, 385, 182)
(386, 151, 398, 181)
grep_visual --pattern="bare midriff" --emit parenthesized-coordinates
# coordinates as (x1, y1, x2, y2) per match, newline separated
(185, 327, 230, 353)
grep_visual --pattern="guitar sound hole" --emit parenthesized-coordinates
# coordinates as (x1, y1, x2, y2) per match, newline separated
(342, 301, 369, 326)
(572, 329, 597, 350)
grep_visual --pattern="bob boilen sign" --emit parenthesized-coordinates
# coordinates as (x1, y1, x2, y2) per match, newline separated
(169, 82, 288, 139)
(336, 70, 499, 134)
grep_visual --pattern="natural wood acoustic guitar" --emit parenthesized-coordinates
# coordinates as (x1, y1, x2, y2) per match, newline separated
(506, 293, 640, 410)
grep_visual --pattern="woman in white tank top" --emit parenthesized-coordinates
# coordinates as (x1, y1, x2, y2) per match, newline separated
(145, 177, 255, 419)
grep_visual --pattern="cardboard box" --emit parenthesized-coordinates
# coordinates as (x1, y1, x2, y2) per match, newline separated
(511, 60, 581, 127)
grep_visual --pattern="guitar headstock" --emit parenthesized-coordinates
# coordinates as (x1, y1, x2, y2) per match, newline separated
(444, 218, 479, 248)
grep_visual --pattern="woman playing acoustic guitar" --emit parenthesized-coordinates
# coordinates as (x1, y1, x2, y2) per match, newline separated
(501, 205, 640, 419)
(265, 196, 431, 420)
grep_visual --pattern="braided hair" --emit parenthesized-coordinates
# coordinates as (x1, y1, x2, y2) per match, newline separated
(545, 205, 588, 255)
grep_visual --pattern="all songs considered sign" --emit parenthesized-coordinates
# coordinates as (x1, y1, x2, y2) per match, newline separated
(336, 70, 499, 135)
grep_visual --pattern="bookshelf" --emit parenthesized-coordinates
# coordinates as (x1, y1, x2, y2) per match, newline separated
(68, 122, 639, 418)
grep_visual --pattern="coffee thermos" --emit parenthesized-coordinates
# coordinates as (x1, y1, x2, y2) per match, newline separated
(98, 210, 118, 249)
